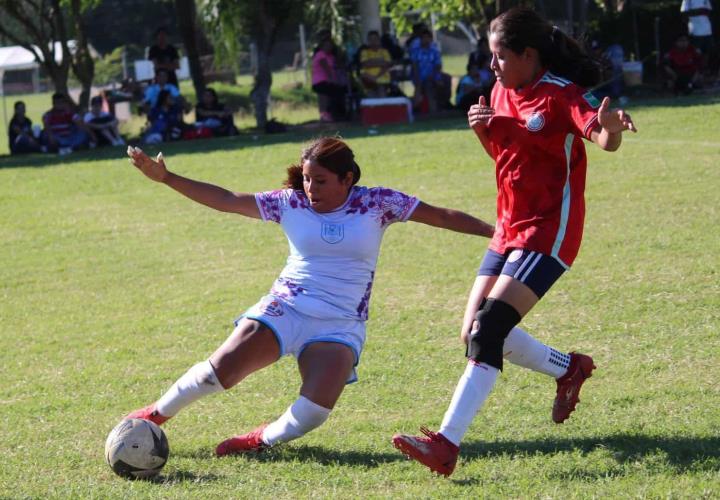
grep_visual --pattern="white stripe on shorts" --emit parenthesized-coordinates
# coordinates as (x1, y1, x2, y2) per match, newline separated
(513, 251, 536, 280)
(518, 253, 543, 283)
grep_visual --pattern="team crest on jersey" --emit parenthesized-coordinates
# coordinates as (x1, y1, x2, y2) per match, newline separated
(583, 91, 601, 108)
(525, 112, 546, 132)
(259, 297, 284, 317)
(321, 223, 345, 244)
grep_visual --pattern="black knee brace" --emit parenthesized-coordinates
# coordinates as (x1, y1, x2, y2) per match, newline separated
(466, 298, 521, 371)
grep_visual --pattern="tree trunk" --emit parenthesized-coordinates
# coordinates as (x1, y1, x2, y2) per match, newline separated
(252, 46, 272, 130)
(251, 3, 277, 130)
(175, 0, 205, 101)
(70, 0, 95, 110)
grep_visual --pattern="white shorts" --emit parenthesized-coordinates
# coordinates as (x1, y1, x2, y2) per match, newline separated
(236, 295, 366, 383)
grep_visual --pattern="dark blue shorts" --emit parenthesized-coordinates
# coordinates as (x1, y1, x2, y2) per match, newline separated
(477, 248, 566, 299)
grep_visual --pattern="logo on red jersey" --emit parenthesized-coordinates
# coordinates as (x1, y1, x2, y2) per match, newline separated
(526, 112, 545, 132)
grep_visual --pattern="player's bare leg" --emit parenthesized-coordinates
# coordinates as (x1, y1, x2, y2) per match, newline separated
(216, 342, 354, 455)
(126, 319, 279, 425)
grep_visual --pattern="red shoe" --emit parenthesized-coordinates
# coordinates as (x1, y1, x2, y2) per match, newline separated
(125, 403, 170, 426)
(215, 424, 268, 456)
(392, 427, 459, 477)
(552, 352, 596, 423)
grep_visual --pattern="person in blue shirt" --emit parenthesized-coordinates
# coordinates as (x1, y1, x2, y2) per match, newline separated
(410, 29, 444, 113)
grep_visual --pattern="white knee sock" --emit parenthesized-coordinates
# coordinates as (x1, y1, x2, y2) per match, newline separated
(155, 360, 224, 417)
(438, 361, 499, 447)
(503, 326, 571, 379)
(261, 396, 331, 446)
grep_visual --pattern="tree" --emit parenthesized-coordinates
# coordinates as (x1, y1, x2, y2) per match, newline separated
(202, 0, 304, 130)
(0, 0, 97, 108)
(175, 0, 206, 101)
(0, 0, 74, 97)
(69, 0, 95, 109)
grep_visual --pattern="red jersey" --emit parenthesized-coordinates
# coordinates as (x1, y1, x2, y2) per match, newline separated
(665, 46, 702, 76)
(43, 109, 77, 137)
(486, 70, 600, 267)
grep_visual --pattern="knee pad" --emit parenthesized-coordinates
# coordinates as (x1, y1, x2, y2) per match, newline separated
(466, 299, 521, 371)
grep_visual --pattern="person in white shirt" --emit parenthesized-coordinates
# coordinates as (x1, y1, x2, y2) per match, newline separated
(124, 137, 495, 455)
(681, 0, 715, 55)
(84, 96, 125, 146)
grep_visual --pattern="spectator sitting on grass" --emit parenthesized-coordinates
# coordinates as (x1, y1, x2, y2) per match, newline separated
(663, 35, 704, 94)
(144, 90, 185, 144)
(42, 93, 93, 155)
(142, 68, 183, 113)
(195, 88, 238, 137)
(8, 101, 41, 155)
(84, 96, 125, 146)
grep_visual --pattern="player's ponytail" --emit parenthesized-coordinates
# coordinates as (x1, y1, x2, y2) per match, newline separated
(283, 136, 361, 190)
(490, 8, 602, 88)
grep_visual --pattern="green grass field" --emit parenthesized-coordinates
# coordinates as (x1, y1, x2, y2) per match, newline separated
(1, 96, 719, 498)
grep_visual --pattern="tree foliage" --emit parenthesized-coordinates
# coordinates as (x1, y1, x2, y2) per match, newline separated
(380, 0, 497, 35)
(200, 0, 305, 129)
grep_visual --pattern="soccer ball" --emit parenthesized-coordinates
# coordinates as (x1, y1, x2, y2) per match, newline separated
(105, 418, 169, 479)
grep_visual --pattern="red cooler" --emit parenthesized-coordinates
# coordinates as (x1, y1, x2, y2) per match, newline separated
(360, 97, 413, 126)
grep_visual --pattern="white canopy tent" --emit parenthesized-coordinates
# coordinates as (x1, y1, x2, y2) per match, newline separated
(0, 43, 71, 134)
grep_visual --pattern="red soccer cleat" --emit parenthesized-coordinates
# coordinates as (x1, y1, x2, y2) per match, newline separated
(552, 352, 596, 423)
(392, 427, 459, 477)
(215, 424, 269, 456)
(125, 403, 170, 426)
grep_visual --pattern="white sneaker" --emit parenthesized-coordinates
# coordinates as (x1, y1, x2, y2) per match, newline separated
(58, 147, 72, 156)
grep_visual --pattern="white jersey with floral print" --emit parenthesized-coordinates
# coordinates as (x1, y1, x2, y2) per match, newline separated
(255, 186, 420, 321)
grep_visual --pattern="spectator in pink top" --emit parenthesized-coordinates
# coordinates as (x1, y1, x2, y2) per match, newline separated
(312, 37, 347, 122)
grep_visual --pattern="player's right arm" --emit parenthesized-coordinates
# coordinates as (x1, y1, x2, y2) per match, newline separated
(468, 96, 494, 158)
(127, 146, 261, 219)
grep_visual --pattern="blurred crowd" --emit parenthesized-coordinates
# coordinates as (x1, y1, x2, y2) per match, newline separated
(7, 2, 720, 156)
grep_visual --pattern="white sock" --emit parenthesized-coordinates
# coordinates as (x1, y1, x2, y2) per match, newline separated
(503, 326, 571, 379)
(261, 396, 331, 446)
(155, 360, 224, 417)
(438, 361, 499, 447)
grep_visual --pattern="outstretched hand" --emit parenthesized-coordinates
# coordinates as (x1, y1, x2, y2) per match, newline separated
(127, 146, 169, 183)
(467, 95, 495, 130)
(598, 96, 637, 134)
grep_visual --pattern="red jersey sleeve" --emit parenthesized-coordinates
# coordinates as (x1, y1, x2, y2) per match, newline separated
(557, 85, 601, 140)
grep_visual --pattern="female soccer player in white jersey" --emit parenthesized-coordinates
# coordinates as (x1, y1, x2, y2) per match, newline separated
(392, 8, 637, 476)
(124, 137, 495, 455)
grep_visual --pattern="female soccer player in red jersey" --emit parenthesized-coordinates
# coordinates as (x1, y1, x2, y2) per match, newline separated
(393, 8, 637, 476)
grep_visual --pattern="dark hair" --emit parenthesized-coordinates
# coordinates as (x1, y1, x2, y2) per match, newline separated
(203, 87, 219, 104)
(154, 26, 168, 37)
(284, 137, 361, 190)
(156, 90, 172, 109)
(367, 30, 380, 38)
(489, 8, 602, 88)
(52, 92, 66, 102)
(90, 95, 103, 106)
(14, 100, 25, 111)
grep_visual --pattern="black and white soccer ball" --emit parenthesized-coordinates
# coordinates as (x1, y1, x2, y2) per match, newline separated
(105, 418, 169, 479)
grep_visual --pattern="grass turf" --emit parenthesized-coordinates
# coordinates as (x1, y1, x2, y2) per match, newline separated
(0, 95, 719, 498)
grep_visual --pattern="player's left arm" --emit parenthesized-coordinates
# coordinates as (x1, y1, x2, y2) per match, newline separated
(590, 96, 637, 151)
(408, 201, 495, 237)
